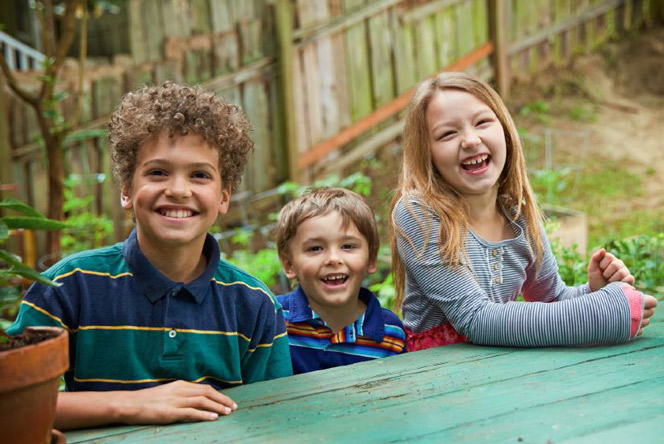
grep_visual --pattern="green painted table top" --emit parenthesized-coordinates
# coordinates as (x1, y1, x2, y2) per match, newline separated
(67, 317, 664, 443)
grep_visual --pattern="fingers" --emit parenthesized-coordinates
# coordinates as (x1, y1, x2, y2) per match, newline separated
(587, 249, 605, 273)
(130, 381, 238, 425)
(599, 254, 634, 284)
(199, 384, 237, 411)
(177, 407, 222, 423)
(644, 295, 658, 309)
(189, 395, 234, 417)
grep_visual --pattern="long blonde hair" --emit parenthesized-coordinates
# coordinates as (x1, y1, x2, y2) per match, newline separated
(390, 72, 544, 311)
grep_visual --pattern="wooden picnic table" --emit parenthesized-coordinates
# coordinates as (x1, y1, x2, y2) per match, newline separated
(67, 316, 663, 443)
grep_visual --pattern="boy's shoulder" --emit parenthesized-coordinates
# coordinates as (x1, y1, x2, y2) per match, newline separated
(43, 242, 127, 281)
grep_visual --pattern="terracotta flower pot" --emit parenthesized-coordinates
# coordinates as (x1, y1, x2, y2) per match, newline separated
(0, 326, 69, 444)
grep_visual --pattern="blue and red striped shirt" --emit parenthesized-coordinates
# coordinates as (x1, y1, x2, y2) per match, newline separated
(277, 286, 406, 374)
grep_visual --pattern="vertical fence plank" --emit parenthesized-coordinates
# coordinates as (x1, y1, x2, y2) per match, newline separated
(243, 80, 272, 192)
(344, 0, 373, 122)
(141, 0, 163, 62)
(368, 8, 394, 108)
(297, 0, 325, 145)
(391, 7, 417, 95)
(490, 0, 510, 97)
(128, 0, 147, 64)
(275, 0, 299, 181)
(415, 16, 438, 80)
(434, 6, 457, 68)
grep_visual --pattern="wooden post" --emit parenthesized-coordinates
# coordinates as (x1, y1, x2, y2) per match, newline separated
(489, 0, 510, 97)
(275, 0, 299, 182)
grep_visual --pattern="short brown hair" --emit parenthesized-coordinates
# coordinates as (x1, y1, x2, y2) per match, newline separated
(275, 187, 379, 263)
(109, 81, 254, 192)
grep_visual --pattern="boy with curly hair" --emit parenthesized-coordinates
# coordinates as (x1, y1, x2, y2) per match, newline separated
(8, 82, 292, 429)
(275, 188, 406, 374)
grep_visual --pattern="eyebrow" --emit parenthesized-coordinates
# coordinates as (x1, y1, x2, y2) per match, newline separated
(302, 234, 363, 243)
(141, 159, 217, 171)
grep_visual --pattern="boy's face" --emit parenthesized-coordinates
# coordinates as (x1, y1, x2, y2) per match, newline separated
(281, 211, 377, 313)
(121, 132, 230, 251)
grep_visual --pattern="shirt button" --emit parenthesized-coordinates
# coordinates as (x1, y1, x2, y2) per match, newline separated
(171, 291, 177, 297)
(493, 263, 499, 270)
(492, 249, 498, 257)
(168, 329, 177, 338)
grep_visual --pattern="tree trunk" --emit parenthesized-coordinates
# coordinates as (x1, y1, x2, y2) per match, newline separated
(46, 140, 64, 261)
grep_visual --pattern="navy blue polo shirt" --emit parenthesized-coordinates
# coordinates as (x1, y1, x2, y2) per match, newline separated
(277, 286, 406, 374)
(9, 230, 292, 390)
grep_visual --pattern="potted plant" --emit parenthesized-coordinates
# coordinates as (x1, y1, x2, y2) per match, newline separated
(0, 198, 69, 444)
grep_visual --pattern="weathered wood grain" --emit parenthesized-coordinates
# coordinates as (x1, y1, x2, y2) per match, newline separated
(67, 319, 664, 443)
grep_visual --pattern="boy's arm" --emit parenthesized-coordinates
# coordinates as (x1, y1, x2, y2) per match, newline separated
(240, 297, 293, 383)
(56, 381, 237, 430)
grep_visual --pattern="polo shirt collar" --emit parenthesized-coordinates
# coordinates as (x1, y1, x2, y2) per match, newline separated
(289, 285, 385, 344)
(122, 229, 220, 304)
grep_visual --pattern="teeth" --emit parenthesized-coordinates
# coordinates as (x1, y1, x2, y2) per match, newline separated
(322, 274, 347, 282)
(462, 154, 488, 165)
(161, 209, 193, 218)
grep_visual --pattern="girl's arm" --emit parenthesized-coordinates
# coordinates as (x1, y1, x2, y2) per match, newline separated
(394, 199, 645, 347)
(520, 223, 590, 302)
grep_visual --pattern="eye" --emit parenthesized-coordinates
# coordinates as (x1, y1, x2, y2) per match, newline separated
(192, 171, 212, 180)
(147, 169, 166, 177)
(476, 118, 494, 127)
(341, 243, 357, 250)
(307, 245, 323, 253)
(438, 130, 456, 141)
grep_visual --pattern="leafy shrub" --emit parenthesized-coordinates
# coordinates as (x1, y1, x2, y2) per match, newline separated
(0, 199, 68, 335)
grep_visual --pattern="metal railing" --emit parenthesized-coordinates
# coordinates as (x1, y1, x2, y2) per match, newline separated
(0, 30, 45, 71)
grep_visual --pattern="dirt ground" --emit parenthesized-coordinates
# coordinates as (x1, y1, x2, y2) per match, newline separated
(507, 26, 664, 237)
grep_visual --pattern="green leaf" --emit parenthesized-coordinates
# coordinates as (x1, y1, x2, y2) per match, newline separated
(0, 250, 60, 286)
(0, 198, 44, 217)
(0, 220, 7, 241)
(2, 216, 69, 230)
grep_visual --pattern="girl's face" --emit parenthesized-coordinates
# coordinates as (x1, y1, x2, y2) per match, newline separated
(426, 89, 507, 200)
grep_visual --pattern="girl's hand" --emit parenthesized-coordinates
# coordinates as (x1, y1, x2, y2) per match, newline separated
(587, 248, 635, 292)
(637, 295, 658, 336)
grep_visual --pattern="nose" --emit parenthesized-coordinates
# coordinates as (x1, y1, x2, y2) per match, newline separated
(325, 247, 343, 266)
(460, 128, 481, 150)
(165, 175, 192, 198)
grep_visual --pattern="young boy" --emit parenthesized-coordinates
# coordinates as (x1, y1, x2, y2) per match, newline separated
(275, 187, 406, 374)
(8, 82, 292, 429)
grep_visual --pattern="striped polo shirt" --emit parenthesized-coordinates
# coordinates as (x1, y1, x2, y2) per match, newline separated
(393, 197, 643, 347)
(277, 286, 406, 374)
(8, 230, 292, 391)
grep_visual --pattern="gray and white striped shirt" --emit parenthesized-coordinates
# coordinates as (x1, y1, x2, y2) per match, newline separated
(393, 197, 636, 347)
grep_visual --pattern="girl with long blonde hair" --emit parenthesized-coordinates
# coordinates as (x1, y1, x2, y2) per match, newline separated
(390, 71, 656, 351)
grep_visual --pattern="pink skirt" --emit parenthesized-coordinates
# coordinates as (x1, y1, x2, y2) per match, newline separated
(405, 322, 468, 351)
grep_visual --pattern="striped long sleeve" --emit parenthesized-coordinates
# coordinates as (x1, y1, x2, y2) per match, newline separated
(393, 198, 640, 347)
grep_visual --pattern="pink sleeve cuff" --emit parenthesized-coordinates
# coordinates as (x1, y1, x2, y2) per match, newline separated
(620, 283, 644, 339)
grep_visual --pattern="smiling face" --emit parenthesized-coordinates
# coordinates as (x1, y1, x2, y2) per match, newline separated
(426, 89, 507, 200)
(281, 211, 377, 314)
(121, 131, 230, 254)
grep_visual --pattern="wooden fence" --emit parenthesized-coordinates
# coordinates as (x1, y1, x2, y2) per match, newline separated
(1, 0, 662, 258)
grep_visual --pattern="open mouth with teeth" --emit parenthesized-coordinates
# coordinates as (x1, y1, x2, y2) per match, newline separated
(321, 274, 348, 287)
(158, 209, 197, 219)
(460, 153, 491, 171)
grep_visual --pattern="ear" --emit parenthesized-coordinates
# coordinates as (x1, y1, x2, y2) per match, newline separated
(120, 189, 133, 210)
(367, 258, 378, 275)
(280, 254, 298, 280)
(218, 187, 231, 215)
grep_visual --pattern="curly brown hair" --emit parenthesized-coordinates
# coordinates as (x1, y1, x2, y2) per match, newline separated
(109, 81, 254, 192)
